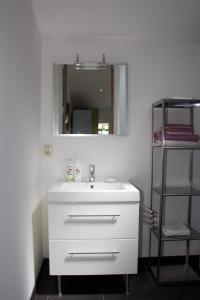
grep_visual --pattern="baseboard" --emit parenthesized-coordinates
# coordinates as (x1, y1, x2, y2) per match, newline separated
(29, 258, 46, 300)
(30, 286, 36, 300)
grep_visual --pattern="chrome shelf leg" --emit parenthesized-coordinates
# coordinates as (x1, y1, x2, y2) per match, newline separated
(58, 276, 62, 297)
(125, 274, 130, 295)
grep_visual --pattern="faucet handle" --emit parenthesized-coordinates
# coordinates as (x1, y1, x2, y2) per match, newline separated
(89, 164, 95, 172)
(89, 164, 95, 182)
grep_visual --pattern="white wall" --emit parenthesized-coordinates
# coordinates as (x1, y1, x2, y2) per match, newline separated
(0, 1, 42, 300)
(41, 38, 200, 258)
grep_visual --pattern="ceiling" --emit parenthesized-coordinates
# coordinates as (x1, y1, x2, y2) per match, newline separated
(31, 0, 200, 42)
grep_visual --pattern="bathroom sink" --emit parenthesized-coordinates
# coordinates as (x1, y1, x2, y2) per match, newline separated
(48, 181, 139, 203)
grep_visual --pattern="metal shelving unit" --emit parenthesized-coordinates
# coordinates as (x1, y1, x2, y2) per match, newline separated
(149, 98, 200, 285)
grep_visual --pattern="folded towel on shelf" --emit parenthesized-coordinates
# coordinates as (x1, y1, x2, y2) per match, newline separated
(165, 131, 193, 135)
(165, 124, 192, 130)
(165, 124, 193, 133)
(165, 128, 193, 134)
(154, 123, 199, 142)
(165, 123, 192, 127)
(162, 223, 191, 236)
(154, 131, 199, 142)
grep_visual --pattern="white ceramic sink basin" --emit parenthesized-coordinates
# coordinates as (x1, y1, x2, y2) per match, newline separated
(60, 181, 133, 191)
(48, 181, 140, 203)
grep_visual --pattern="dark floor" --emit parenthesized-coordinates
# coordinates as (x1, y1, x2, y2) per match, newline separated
(35, 259, 200, 300)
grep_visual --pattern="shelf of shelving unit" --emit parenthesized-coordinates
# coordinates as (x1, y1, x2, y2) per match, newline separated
(153, 186, 200, 197)
(152, 143, 200, 150)
(150, 264, 200, 285)
(152, 98, 200, 108)
(152, 227, 200, 241)
(149, 98, 200, 285)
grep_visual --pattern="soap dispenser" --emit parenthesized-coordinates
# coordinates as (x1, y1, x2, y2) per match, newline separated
(66, 158, 73, 181)
(74, 159, 82, 182)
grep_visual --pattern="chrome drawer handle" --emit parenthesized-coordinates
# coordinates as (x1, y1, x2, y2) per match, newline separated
(68, 214, 120, 218)
(68, 251, 120, 255)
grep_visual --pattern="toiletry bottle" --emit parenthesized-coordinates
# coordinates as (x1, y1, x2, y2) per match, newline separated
(74, 159, 82, 182)
(66, 158, 73, 181)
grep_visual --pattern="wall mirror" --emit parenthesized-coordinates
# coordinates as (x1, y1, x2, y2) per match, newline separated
(53, 63, 127, 135)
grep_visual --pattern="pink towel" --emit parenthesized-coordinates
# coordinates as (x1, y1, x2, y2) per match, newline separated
(154, 131, 199, 142)
(161, 124, 193, 133)
(165, 124, 192, 128)
(154, 123, 199, 142)
(165, 127, 193, 133)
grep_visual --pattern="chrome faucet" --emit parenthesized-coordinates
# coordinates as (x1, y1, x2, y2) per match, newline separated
(89, 164, 95, 182)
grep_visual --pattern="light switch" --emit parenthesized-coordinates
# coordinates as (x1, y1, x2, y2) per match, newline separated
(43, 144, 53, 156)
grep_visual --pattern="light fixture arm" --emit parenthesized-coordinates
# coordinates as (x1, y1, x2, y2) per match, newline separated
(74, 54, 108, 70)
(102, 54, 106, 64)
(76, 53, 79, 64)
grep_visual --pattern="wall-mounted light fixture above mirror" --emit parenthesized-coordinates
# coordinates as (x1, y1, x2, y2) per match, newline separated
(53, 57, 127, 136)
(74, 53, 109, 70)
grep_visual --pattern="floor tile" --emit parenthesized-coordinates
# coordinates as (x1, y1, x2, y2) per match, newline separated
(48, 276, 59, 295)
(102, 275, 125, 294)
(103, 272, 159, 300)
(103, 294, 157, 300)
(35, 296, 47, 300)
(129, 272, 159, 300)
(49, 275, 102, 295)
(36, 259, 200, 300)
(157, 284, 200, 299)
(48, 295, 102, 300)
(36, 260, 52, 295)
(103, 295, 133, 300)
(161, 299, 200, 300)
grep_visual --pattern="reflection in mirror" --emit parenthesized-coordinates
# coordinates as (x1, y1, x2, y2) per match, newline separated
(53, 63, 127, 135)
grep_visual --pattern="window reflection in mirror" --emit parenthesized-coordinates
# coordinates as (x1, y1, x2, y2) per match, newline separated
(54, 63, 127, 136)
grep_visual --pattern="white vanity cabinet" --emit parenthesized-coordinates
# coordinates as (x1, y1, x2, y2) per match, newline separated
(48, 181, 140, 295)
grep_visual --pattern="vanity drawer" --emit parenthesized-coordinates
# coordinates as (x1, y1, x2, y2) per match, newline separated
(48, 202, 139, 239)
(49, 239, 138, 275)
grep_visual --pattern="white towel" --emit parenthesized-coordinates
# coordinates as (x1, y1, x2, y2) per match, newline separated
(162, 223, 191, 236)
